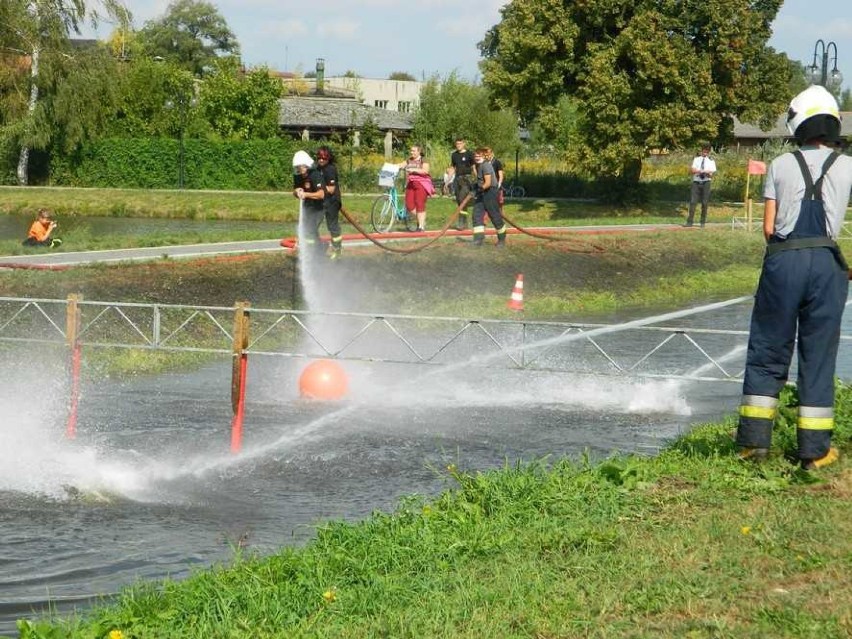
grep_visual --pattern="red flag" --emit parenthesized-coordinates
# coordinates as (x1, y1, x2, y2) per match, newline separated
(747, 159, 767, 175)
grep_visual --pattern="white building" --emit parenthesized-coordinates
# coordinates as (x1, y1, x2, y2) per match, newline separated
(323, 77, 423, 113)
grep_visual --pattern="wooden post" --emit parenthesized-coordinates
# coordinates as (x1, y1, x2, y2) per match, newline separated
(230, 302, 250, 454)
(746, 198, 754, 233)
(66, 294, 82, 439)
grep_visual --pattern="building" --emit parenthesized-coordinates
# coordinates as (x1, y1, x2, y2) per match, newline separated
(277, 60, 419, 156)
(323, 76, 422, 113)
(732, 113, 852, 148)
(278, 96, 414, 157)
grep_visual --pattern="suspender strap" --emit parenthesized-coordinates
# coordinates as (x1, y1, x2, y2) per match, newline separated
(792, 150, 840, 200)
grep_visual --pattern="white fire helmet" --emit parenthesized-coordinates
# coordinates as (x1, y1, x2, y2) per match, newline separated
(292, 150, 314, 168)
(786, 85, 841, 136)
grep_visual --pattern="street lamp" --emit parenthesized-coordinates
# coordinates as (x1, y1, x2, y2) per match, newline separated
(806, 39, 843, 94)
(165, 92, 196, 189)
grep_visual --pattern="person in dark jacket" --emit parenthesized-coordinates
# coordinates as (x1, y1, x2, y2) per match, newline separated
(316, 146, 343, 259)
(292, 150, 327, 257)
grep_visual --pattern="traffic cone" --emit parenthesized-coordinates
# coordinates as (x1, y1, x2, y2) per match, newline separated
(508, 273, 524, 311)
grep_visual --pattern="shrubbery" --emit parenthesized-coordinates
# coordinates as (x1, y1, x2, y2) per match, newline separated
(50, 138, 303, 190)
(42, 137, 779, 203)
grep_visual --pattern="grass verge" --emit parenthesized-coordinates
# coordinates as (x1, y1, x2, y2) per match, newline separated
(13, 386, 852, 639)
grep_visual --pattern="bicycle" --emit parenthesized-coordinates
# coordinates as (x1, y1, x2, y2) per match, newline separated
(371, 165, 418, 233)
(503, 180, 526, 198)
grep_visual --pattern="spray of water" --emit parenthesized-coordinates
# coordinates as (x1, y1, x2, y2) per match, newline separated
(1, 232, 749, 499)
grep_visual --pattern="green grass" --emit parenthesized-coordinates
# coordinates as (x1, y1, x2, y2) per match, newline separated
(14, 386, 852, 639)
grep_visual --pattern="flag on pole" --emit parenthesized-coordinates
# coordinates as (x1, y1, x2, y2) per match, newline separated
(747, 159, 767, 175)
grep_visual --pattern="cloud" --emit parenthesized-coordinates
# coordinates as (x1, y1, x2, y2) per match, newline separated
(261, 20, 309, 39)
(316, 20, 361, 40)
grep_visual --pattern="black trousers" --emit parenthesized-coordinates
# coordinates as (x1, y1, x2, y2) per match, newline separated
(686, 181, 711, 225)
(455, 175, 475, 212)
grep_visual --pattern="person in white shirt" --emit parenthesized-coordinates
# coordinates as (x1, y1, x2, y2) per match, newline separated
(685, 144, 717, 227)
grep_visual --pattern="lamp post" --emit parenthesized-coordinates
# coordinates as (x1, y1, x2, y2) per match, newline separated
(806, 39, 843, 94)
(165, 92, 195, 189)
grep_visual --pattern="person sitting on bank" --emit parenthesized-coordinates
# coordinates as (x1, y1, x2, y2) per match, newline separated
(23, 209, 62, 248)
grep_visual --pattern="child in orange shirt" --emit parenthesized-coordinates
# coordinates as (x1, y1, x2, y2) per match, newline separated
(23, 209, 62, 247)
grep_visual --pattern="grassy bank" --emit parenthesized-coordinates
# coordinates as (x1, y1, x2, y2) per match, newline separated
(14, 386, 852, 639)
(0, 228, 767, 318)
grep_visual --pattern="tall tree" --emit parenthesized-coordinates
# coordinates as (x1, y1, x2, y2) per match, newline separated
(138, 0, 239, 77)
(199, 58, 281, 139)
(414, 73, 519, 158)
(479, 0, 794, 201)
(0, 0, 129, 184)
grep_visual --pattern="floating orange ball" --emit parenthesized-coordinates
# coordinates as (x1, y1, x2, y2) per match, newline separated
(298, 359, 348, 400)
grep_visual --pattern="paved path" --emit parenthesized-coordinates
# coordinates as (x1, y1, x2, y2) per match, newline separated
(0, 223, 695, 269)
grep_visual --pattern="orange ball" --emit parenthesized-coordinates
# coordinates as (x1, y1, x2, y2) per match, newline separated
(298, 359, 348, 400)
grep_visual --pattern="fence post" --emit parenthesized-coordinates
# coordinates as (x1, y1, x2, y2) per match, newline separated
(66, 294, 82, 439)
(230, 301, 251, 453)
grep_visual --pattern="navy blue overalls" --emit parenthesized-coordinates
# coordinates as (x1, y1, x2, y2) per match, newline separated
(737, 150, 848, 460)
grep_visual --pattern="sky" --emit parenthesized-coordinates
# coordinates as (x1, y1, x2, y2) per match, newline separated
(98, 0, 852, 89)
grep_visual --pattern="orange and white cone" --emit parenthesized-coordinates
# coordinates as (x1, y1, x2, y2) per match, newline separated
(508, 273, 524, 311)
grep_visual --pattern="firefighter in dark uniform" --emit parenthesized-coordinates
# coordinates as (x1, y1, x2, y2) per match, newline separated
(736, 85, 852, 470)
(472, 147, 507, 246)
(316, 146, 343, 260)
(448, 137, 475, 230)
(292, 150, 327, 257)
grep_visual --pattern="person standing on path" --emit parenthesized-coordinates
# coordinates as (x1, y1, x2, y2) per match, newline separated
(448, 138, 475, 230)
(397, 144, 433, 233)
(471, 148, 507, 247)
(735, 85, 852, 471)
(685, 144, 716, 227)
(316, 146, 343, 260)
(292, 150, 328, 257)
(486, 148, 505, 218)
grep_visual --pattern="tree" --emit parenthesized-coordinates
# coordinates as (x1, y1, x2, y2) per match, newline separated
(0, 0, 129, 184)
(46, 42, 123, 152)
(105, 58, 196, 138)
(199, 58, 282, 139)
(138, 0, 239, 77)
(480, 0, 794, 201)
(388, 71, 415, 81)
(840, 88, 852, 112)
(413, 72, 519, 158)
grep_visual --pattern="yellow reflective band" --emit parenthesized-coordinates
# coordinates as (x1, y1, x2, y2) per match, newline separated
(739, 405, 776, 420)
(473, 226, 486, 233)
(798, 416, 834, 431)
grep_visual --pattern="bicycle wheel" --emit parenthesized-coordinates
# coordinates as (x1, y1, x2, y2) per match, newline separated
(371, 194, 395, 233)
(514, 185, 526, 198)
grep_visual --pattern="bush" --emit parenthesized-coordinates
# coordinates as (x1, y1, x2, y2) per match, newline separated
(51, 138, 304, 190)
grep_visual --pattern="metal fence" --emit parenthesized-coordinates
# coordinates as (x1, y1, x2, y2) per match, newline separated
(0, 295, 762, 383)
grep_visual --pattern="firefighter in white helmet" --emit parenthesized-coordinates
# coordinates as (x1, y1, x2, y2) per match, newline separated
(292, 150, 327, 257)
(736, 85, 852, 470)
